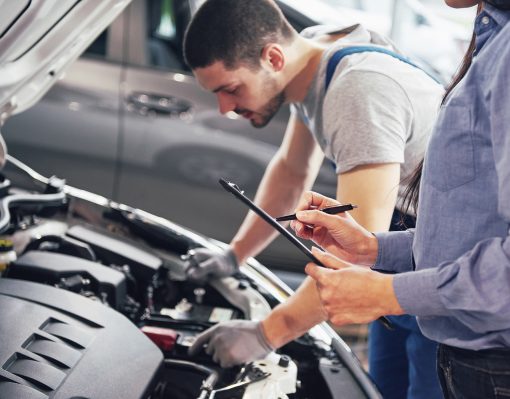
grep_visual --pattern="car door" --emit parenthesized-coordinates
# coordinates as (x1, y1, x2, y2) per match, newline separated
(1, 16, 125, 198)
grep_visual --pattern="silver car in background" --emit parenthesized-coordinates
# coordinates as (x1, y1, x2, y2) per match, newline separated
(2, 0, 337, 276)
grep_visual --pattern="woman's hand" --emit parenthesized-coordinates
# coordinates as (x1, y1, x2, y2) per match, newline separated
(305, 247, 404, 326)
(290, 191, 379, 266)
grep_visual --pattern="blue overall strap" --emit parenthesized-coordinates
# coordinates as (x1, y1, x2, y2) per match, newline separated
(325, 45, 439, 91)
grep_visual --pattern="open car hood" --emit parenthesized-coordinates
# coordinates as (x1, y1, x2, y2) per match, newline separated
(0, 0, 131, 125)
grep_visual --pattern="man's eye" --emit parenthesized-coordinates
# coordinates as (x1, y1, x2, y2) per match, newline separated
(226, 87, 239, 95)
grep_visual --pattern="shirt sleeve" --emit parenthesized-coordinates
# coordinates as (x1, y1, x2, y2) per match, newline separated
(323, 70, 413, 174)
(393, 41, 510, 330)
(372, 229, 415, 273)
(290, 103, 307, 126)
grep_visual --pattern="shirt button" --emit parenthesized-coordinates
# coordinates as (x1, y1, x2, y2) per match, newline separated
(481, 16, 490, 25)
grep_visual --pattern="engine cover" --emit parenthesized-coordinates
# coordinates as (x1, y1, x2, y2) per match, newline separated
(8, 251, 127, 310)
(0, 278, 163, 399)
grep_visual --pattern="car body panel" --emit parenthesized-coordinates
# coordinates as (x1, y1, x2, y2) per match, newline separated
(0, 0, 131, 120)
(4, 59, 122, 197)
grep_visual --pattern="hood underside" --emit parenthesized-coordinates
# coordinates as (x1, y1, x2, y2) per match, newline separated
(0, 0, 131, 125)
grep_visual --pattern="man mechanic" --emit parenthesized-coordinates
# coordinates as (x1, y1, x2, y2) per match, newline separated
(182, 1, 443, 397)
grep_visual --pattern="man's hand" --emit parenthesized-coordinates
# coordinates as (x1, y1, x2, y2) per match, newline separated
(305, 247, 404, 326)
(184, 247, 238, 284)
(290, 191, 378, 266)
(188, 320, 274, 368)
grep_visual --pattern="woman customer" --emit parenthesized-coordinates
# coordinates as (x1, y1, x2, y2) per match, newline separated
(291, 1, 510, 398)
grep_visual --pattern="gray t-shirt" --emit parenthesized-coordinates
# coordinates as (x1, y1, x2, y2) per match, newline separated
(292, 24, 444, 212)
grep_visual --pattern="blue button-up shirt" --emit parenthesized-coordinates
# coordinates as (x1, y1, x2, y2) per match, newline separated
(374, 5, 510, 350)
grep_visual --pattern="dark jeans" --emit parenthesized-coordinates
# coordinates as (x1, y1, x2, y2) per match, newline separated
(437, 344, 510, 399)
(368, 210, 442, 399)
(369, 316, 442, 399)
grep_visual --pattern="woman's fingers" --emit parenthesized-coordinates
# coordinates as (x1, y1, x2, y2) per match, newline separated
(294, 191, 340, 212)
(291, 220, 312, 239)
(291, 221, 329, 244)
(311, 247, 349, 270)
(296, 209, 344, 231)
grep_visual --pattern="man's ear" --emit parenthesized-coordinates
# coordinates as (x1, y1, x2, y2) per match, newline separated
(261, 44, 285, 72)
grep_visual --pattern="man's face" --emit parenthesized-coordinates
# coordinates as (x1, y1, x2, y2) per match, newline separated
(194, 61, 285, 128)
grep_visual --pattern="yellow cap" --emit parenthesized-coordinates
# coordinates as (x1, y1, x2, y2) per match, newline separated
(0, 239, 13, 252)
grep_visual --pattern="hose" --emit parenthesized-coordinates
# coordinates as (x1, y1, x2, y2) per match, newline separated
(163, 359, 219, 399)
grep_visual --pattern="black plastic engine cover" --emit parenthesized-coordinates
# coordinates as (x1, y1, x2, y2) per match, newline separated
(8, 251, 127, 310)
(0, 278, 163, 399)
(66, 225, 162, 283)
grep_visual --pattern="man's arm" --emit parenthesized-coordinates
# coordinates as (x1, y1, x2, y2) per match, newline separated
(185, 114, 323, 283)
(263, 162, 401, 347)
(336, 163, 399, 232)
(230, 114, 324, 264)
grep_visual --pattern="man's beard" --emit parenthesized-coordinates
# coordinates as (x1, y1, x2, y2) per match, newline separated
(234, 77, 286, 128)
(250, 91, 285, 128)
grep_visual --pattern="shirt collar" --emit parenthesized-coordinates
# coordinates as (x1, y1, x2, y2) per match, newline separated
(476, 3, 510, 34)
(300, 24, 371, 44)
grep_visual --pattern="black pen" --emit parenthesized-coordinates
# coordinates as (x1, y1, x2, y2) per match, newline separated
(275, 204, 357, 222)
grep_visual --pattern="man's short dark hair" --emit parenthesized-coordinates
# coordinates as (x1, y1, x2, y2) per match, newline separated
(183, 0, 296, 70)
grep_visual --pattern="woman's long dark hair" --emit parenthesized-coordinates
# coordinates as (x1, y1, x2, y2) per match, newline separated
(401, 4, 482, 217)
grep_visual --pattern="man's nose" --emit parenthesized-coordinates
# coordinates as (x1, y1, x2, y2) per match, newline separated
(216, 93, 236, 115)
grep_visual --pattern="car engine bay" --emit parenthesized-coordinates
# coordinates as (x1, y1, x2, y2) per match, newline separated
(0, 156, 378, 399)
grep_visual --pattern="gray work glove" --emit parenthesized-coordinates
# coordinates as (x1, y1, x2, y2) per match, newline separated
(184, 247, 238, 284)
(188, 320, 274, 368)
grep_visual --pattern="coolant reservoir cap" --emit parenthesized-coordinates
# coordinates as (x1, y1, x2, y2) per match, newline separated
(278, 355, 290, 368)
(0, 238, 13, 252)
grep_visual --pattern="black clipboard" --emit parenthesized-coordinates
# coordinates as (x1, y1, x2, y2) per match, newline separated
(219, 178, 393, 330)
(219, 178, 325, 266)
